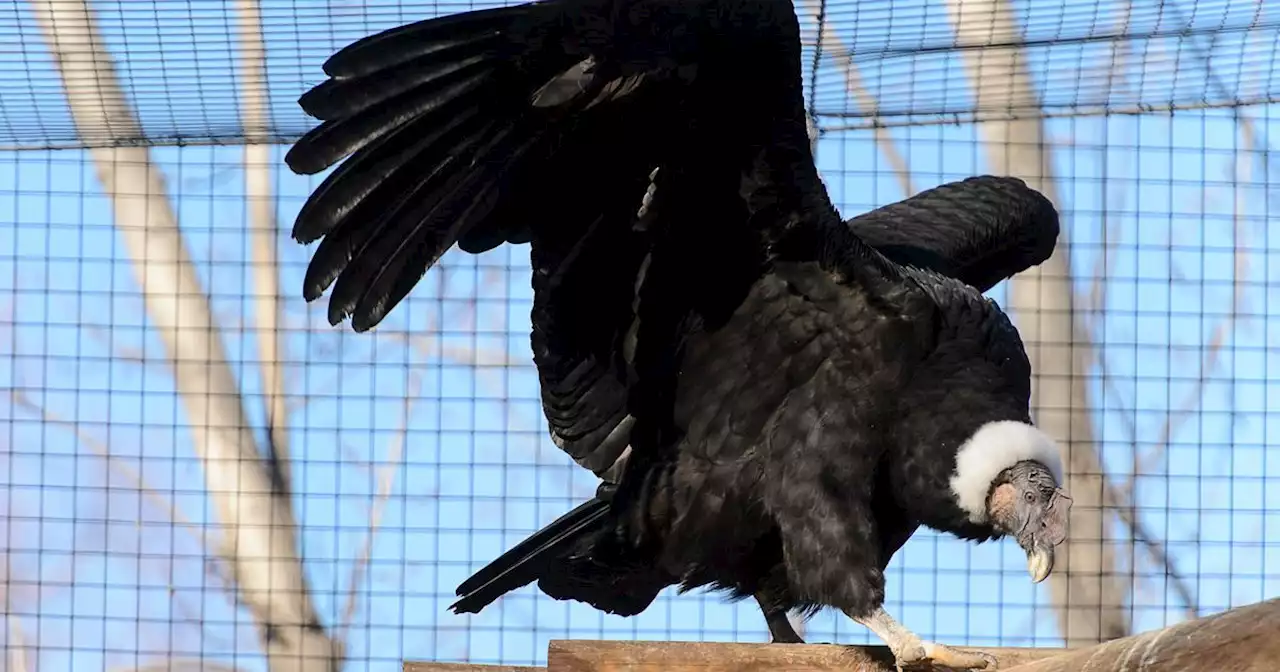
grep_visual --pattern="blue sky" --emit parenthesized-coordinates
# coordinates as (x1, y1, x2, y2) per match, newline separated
(1, 0, 1280, 670)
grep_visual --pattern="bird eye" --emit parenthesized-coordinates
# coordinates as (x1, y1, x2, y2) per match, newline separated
(1024, 491, 1035, 503)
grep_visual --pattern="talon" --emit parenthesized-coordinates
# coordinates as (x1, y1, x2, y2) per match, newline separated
(850, 607, 996, 671)
(897, 642, 995, 670)
(892, 640, 928, 668)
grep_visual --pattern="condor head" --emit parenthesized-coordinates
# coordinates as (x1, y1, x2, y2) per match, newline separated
(986, 459, 1072, 583)
(950, 420, 1073, 584)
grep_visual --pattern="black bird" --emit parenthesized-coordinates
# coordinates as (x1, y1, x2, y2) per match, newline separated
(285, 0, 1073, 668)
(442, 175, 1070, 660)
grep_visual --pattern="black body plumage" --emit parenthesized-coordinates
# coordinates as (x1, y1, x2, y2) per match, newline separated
(287, 0, 1066, 658)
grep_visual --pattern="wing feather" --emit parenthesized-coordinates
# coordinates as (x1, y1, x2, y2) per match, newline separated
(846, 176, 1060, 292)
(286, 0, 982, 481)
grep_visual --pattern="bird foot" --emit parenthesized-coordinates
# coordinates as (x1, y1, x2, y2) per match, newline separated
(894, 641, 997, 671)
(848, 606, 996, 671)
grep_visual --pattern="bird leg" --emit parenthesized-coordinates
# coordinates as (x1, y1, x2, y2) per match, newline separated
(847, 606, 996, 670)
(754, 592, 805, 644)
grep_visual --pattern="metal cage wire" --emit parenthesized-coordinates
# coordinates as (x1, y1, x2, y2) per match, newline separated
(1, 0, 1279, 671)
(0, 0, 1278, 148)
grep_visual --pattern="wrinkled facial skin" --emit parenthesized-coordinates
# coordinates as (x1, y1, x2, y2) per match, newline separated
(986, 461, 1072, 583)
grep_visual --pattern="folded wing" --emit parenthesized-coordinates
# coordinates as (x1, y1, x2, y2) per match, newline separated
(846, 176, 1060, 293)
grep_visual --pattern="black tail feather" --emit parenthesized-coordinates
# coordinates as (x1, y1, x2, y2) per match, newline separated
(450, 497, 611, 614)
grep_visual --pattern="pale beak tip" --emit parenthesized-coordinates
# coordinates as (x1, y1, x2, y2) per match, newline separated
(1027, 549, 1053, 584)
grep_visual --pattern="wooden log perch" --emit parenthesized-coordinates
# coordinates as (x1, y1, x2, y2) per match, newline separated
(401, 641, 1063, 671)
(1004, 596, 1280, 672)
(400, 641, 1062, 672)
(406, 597, 1280, 672)
(404, 663, 544, 671)
(547, 640, 1064, 671)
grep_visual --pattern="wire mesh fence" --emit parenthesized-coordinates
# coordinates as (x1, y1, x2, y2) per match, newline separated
(1, 0, 1279, 670)
(4, 0, 1279, 149)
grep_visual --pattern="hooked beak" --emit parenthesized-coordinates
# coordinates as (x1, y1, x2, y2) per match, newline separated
(1026, 544, 1054, 583)
(1020, 486, 1072, 584)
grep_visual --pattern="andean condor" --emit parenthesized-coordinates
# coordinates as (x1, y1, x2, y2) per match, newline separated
(285, 0, 1074, 668)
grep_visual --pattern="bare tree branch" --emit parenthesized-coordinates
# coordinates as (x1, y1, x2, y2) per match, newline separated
(11, 370, 251, 656)
(28, 1, 339, 668)
(336, 372, 418, 647)
(113, 662, 247, 672)
(1101, 487, 1197, 619)
(3, 557, 31, 672)
(1078, 9, 1150, 615)
(1080, 5, 1132, 333)
(1162, 0, 1276, 190)
(235, 0, 293, 498)
(1098, 108, 1255, 622)
(942, 0, 1129, 645)
(796, 0, 917, 198)
(1094, 359, 1197, 619)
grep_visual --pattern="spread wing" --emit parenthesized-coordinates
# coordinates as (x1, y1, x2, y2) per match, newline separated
(845, 176, 1060, 293)
(285, 0, 926, 477)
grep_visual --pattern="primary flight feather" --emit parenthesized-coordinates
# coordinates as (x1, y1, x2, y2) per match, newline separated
(287, 0, 1071, 668)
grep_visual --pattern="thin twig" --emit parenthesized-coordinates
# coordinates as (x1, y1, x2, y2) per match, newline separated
(1102, 486, 1198, 619)
(3, 555, 30, 672)
(1081, 3, 1132, 330)
(6, 615, 29, 672)
(1094, 356, 1200, 619)
(1161, 0, 1275, 185)
(795, 0, 917, 198)
(331, 277, 438, 646)
(171, 588, 234, 651)
(335, 372, 419, 646)
(235, 0, 294, 499)
(1091, 15, 1136, 596)
(1115, 129, 1251, 496)
(112, 662, 246, 672)
(9, 388, 234, 594)
(1085, 122, 1134, 620)
(9, 384, 232, 659)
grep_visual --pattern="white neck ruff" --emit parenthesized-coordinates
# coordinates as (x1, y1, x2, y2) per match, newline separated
(949, 420, 1065, 524)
